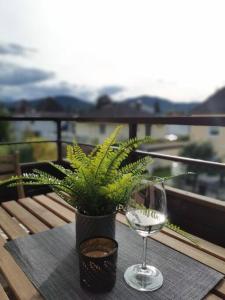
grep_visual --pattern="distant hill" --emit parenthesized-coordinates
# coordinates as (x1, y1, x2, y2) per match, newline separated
(124, 95, 198, 114)
(32, 96, 93, 111)
(192, 87, 225, 114)
(4, 95, 93, 113)
(1, 94, 199, 115)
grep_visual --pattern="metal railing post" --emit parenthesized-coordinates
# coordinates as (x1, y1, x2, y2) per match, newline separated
(129, 123, 138, 162)
(129, 123, 137, 139)
(56, 120, 62, 161)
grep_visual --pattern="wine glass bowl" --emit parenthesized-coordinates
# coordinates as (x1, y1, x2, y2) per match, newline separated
(126, 207, 166, 237)
(124, 181, 167, 291)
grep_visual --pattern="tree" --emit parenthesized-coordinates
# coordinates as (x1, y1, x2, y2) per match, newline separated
(96, 95, 112, 108)
(154, 101, 161, 114)
(0, 104, 11, 142)
(179, 142, 217, 175)
(179, 142, 219, 193)
(37, 97, 63, 112)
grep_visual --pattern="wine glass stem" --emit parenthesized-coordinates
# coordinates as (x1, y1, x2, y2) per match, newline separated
(142, 236, 148, 270)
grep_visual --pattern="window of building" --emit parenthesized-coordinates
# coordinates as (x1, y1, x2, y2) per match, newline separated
(99, 124, 106, 134)
(209, 126, 220, 136)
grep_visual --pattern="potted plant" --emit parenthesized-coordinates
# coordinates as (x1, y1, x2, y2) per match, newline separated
(0, 126, 196, 247)
(1, 126, 155, 247)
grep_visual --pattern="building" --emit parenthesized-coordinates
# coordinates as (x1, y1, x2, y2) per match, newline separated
(191, 86, 225, 160)
(76, 96, 165, 144)
(76, 97, 188, 172)
(76, 96, 189, 144)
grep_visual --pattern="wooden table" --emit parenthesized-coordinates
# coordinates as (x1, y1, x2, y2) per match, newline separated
(0, 193, 224, 300)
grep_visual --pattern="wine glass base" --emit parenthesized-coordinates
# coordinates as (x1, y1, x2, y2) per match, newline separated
(124, 264, 163, 291)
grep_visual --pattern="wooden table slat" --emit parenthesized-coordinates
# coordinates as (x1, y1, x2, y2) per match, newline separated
(0, 235, 6, 247)
(0, 283, 9, 300)
(47, 192, 75, 211)
(33, 195, 75, 222)
(152, 232, 225, 274)
(162, 227, 225, 262)
(204, 293, 223, 299)
(213, 279, 225, 298)
(18, 197, 67, 228)
(2, 201, 49, 234)
(0, 207, 27, 240)
(0, 244, 43, 300)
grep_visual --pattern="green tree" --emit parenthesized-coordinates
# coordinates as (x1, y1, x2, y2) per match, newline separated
(0, 104, 11, 142)
(179, 142, 216, 174)
(154, 101, 161, 114)
(179, 142, 219, 192)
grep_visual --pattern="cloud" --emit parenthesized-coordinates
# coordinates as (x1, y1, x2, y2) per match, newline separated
(0, 60, 95, 101)
(0, 81, 94, 101)
(0, 43, 36, 56)
(21, 82, 82, 99)
(0, 61, 123, 102)
(0, 62, 54, 86)
(97, 85, 124, 96)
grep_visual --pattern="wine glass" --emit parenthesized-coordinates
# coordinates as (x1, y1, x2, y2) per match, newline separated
(124, 180, 167, 291)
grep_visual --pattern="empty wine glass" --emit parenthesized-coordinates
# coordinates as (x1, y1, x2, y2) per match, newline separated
(124, 180, 167, 291)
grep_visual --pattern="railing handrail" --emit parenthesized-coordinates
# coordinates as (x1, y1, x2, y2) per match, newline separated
(1, 115, 225, 126)
(1, 115, 225, 163)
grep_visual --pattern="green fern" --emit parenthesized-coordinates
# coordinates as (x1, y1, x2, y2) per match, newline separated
(0, 126, 197, 244)
(119, 156, 153, 176)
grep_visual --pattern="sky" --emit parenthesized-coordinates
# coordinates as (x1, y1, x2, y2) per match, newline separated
(0, 0, 225, 102)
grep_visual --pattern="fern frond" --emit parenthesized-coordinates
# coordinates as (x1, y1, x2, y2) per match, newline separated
(100, 173, 133, 205)
(119, 156, 153, 175)
(88, 144, 100, 158)
(5, 170, 74, 195)
(0, 175, 22, 186)
(66, 144, 89, 169)
(48, 162, 74, 176)
(93, 125, 123, 178)
(105, 136, 152, 180)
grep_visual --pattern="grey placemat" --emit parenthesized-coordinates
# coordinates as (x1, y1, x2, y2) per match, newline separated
(5, 222, 223, 300)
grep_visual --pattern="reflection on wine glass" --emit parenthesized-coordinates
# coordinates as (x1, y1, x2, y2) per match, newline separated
(124, 181, 167, 291)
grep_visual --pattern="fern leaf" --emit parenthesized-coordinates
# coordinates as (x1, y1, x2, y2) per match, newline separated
(92, 125, 123, 178)
(105, 136, 152, 179)
(66, 144, 89, 169)
(120, 156, 153, 175)
(0, 175, 22, 186)
(48, 162, 74, 176)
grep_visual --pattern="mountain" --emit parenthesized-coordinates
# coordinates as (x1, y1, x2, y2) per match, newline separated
(124, 95, 198, 114)
(32, 96, 93, 111)
(192, 87, 225, 114)
(37, 96, 93, 111)
(1, 94, 198, 115)
(3, 95, 93, 113)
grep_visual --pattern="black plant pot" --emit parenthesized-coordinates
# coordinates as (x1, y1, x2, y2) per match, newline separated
(75, 211, 116, 250)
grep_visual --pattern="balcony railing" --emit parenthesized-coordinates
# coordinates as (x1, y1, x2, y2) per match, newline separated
(0, 115, 225, 247)
(1, 115, 225, 169)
